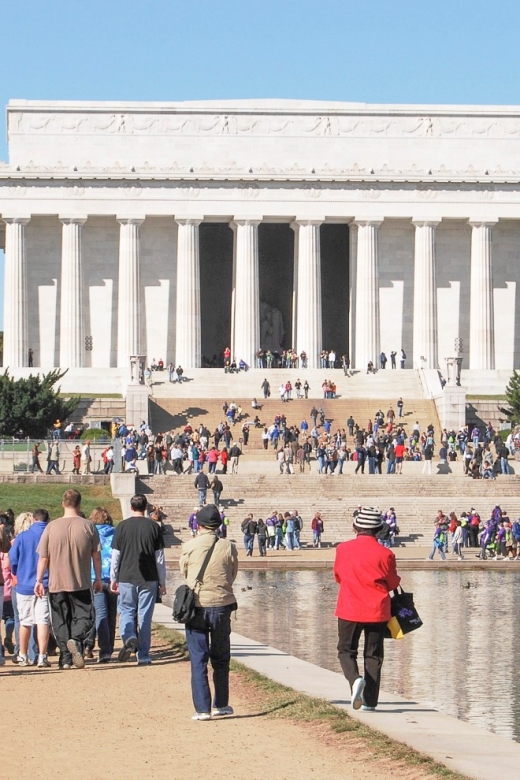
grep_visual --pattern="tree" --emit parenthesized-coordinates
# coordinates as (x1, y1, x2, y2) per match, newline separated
(0, 370, 80, 438)
(499, 370, 520, 426)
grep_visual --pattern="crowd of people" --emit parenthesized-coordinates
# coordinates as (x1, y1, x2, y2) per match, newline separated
(41, 401, 515, 482)
(427, 505, 520, 561)
(0, 492, 238, 721)
(34, 386, 516, 485)
(0, 490, 166, 670)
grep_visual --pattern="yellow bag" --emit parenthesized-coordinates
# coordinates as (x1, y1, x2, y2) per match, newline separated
(386, 616, 405, 640)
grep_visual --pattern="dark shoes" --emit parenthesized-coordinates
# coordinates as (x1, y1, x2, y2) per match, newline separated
(66, 639, 85, 669)
(118, 636, 138, 663)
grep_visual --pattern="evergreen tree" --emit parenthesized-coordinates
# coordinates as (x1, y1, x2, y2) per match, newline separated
(499, 370, 520, 425)
(0, 370, 79, 438)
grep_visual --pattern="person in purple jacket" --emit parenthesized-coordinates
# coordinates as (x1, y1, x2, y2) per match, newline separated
(9, 509, 52, 668)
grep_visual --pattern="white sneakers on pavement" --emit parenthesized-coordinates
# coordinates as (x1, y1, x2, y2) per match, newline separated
(351, 676, 366, 710)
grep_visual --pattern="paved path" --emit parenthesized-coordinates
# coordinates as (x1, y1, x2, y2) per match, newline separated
(154, 602, 520, 780)
(166, 542, 517, 571)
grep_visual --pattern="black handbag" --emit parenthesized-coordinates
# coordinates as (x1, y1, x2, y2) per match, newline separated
(385, 586, 423, 639)
(173, 535, 218, 623)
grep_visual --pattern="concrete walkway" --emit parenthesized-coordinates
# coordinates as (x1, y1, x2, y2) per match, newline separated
(166, 542, 520, 570)
(153, 602, 520, 780)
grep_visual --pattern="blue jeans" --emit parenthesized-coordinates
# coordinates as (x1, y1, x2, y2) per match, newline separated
(118, 581, 158, 662)
(285, 531, 294, 550)
(429, 543, 446, 560)
(185, 605, 233, 714)
(198, 488, 207, 506)
(93, 586, 118, 656)
(243, 533, 254, 554)
(501, 457, 510, 474)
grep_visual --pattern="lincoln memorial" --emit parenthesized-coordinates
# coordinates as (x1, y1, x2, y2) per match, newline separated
(1, 99, 520, 382)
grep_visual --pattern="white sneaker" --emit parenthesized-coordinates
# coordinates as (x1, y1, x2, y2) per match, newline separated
(211, 705, 234, 716)
(351, 676, 366, 710)
(191, 712, 212, 721)
(361, 705, 376, 712)
(37, 655, 51, 668)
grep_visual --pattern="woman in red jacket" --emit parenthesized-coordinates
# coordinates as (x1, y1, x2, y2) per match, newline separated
(220, 447, 229, 475)
(333, 507, 401, 712)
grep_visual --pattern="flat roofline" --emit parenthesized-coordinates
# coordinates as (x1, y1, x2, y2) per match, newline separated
(6, 98, 520, 116)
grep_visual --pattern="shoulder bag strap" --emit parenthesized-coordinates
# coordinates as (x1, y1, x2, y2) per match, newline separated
(194, 535, 218, 586)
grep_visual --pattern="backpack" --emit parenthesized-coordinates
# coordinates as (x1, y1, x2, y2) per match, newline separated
(512, 521, 520, 541)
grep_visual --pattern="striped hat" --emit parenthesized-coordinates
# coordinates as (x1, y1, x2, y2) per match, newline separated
(354, 506, 383, 530)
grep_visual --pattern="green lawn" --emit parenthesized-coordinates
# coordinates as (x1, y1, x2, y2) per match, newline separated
(0, 483, 122, 522)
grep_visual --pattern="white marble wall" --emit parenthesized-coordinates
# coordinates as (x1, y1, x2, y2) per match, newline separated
(140, 217, 177, 365)
(25, 216, 61, 366)
(492, 221, 520, 369)
(435, 221, 471, 370)
(82, 217, 119, 368)
(379, 220, 414, 361)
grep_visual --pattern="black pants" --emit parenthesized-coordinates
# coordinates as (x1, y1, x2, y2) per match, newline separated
(355, 461, 365, 474)
(49, 589, 94, 666)
(337, 619, 386, 707)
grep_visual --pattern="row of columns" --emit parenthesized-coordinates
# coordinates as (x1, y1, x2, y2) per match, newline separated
(2, 215, 497, 371)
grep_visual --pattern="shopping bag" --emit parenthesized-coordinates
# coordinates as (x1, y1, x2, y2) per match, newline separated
(385, 587, 423, 639)
(385, 615, 404, 640)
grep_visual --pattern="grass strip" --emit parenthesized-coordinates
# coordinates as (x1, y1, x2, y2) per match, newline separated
(0, 483, 122, 522)
(466, 394, 506, 401)
(153, 623, 469, 780)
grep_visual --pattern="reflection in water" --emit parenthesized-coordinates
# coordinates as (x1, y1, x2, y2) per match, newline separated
(166, 567, 520, 742)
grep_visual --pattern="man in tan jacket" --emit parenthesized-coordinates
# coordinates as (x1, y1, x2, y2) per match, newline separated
(180, 505, 238, 721)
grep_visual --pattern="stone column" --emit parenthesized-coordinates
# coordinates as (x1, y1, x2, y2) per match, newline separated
(291, 220, 322, 369)
(231, 219, 261, 367)
(59, 217, 86, 367)
(117, 218, 143, 368)
(354, 220, 381, 369)
(175, 219, 202, 368)
(3, 217, 30, 367)
(412, 220, 439, 369)
(469, 221, 496, 369)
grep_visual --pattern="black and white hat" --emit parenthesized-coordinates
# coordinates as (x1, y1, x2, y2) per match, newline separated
(353, 506, 383, 530)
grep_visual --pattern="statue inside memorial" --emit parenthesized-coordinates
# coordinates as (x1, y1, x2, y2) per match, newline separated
(260, 302, 285, 352)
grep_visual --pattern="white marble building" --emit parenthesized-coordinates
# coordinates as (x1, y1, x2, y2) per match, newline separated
(1, 99, 520, 385)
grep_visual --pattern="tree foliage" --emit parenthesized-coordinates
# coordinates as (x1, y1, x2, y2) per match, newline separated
(499, 370, 520, 425)
(0, 370, 80, 438)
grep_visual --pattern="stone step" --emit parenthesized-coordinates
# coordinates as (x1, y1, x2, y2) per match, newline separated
(150, 367, 425, 400)
(149, 395, 441, 442)
(138, 473, 519, 544)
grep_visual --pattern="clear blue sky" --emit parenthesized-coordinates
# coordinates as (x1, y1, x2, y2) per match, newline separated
(2, 0, 520, 328)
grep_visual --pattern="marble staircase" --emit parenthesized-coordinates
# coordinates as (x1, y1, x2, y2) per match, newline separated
(138, 473, 520, 547)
